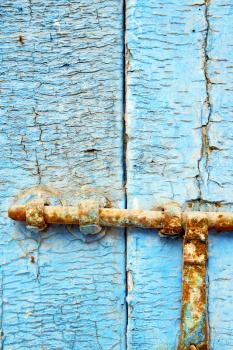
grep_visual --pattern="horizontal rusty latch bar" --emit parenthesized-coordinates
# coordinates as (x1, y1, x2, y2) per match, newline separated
(8, 202, 233, 232)
(8, 196, 233, 349)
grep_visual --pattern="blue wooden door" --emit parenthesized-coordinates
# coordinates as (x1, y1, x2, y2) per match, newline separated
(1, 1, 233, 349)
(126, 1, 233, 349)
(1, 1, 126, 349)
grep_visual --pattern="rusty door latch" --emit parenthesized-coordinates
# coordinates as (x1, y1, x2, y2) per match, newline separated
(8, 197, 233, 350)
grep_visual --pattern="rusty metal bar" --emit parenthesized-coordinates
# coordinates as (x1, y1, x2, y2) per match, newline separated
(8, 200, 233, 348)
(8, 205, 165, 228)
(178, 215, 209, 350)
(8, 203, 233, 232)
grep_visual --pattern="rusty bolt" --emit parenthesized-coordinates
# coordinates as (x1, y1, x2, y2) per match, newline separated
(79, 200, 102, 235)
(25, 200, 47, 231)
(189, 345, 197, 350)
(158, 202, 182, 236)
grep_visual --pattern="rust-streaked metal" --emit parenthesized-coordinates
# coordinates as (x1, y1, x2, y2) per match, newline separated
(25, 200, 47, 231)
(8, 205, 166, 230)
(8, 203, 233, 232)
(79, 200, 102, 235)
(8, 199, 233, 348)
(178, 214, 209, 350)
(159, 203, 182, 236)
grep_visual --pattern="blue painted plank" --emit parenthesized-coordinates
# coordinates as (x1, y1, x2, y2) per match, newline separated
(0, 1, 125, 349)
(203, 1, 233, 349)
(125, 0, 223, 349)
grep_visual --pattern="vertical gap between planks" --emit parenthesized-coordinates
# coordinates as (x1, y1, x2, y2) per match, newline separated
(122, 0, 128, 198)
(122, 0, 129, 348)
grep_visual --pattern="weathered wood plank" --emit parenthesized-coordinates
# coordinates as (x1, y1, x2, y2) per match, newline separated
(204, 1, 233, 348)
(0, 1, 125, 349)
(126, 1, 212, 348)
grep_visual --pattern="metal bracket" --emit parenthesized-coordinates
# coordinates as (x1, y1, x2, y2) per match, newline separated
(9, 195, 233, 349)
(79, 199, 102, 235)
(178, 215, 209, 350)
(25, 200, 47, 231)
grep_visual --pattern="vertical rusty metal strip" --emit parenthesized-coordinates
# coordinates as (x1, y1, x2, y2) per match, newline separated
(178, 215, 209, 350)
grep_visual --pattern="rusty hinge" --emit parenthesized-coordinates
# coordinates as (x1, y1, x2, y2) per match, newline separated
(8, 195, 233, 349)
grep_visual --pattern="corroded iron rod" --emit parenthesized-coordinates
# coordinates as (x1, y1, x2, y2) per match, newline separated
(8, 205, 165, 228)
(178, 215, 209, 350)
(8, 204, 233, 232)
(8, 201, 232, 349)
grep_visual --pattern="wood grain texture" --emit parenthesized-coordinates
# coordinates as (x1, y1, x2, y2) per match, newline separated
(205, 1, 233, 348)
(200, 0, 233, 202)
(125, 0, 233, 349)
(0, 1, 125, 349)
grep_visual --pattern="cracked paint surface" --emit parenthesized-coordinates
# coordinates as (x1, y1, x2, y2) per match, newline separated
(0, 1, 126, 349)
(126, 0, 233, 349)
(2, 0, 233, 349)
(196, 0, 213, 199)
